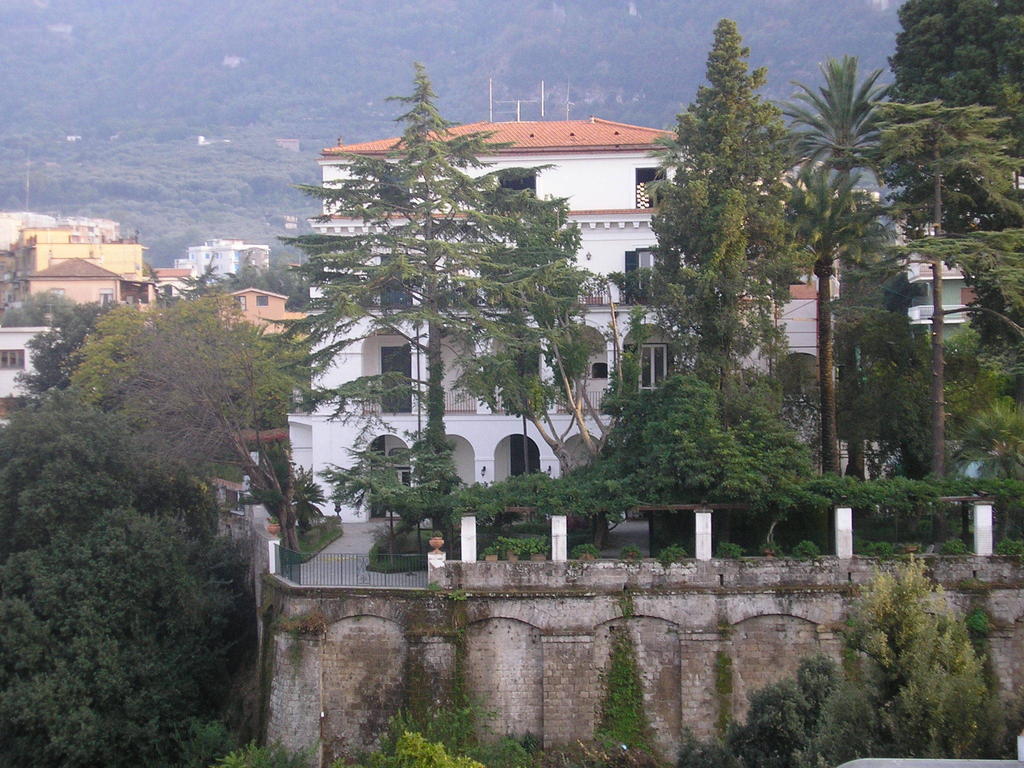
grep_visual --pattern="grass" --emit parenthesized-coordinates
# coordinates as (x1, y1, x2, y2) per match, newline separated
(298, 517, 343, 554)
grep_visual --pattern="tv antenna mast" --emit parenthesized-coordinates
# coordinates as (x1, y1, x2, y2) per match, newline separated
(488, 80, 546, 122)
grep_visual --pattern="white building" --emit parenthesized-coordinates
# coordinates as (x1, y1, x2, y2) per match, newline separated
(175, 239, 271, 277)
(289, 118, 813, 521)
(0, 326, 45, 402)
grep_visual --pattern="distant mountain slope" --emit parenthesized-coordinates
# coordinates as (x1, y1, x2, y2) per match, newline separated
(0, 0, 904, 264)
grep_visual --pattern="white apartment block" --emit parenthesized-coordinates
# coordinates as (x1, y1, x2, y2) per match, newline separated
(289, 118, 815, 521)
(175, 239, 271, 277)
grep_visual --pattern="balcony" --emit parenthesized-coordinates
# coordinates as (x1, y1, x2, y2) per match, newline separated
(445, 391, 477, 413)
(907, 304, 969, 325)
(907, 262, 964, 284)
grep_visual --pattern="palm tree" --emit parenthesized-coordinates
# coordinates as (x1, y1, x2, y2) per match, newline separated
(789, 167, 889, 473)
(786, 55, 890, 177)
(785, 56, 889, 475)
(955, 399, 1024, 480)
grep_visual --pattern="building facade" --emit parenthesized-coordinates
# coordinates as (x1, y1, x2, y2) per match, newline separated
(176, 239, 271, 277)
(289, 118, 813, 521)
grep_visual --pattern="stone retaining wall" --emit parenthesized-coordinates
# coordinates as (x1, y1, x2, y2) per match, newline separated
(262, 556, 1024, 766)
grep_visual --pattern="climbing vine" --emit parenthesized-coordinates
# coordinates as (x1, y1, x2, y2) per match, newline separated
(597, 626, 652, 750)
(714, 651, 733, 735)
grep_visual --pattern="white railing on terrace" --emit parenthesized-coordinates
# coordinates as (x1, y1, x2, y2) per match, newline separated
(445, 391, 477, 413)
(907, 304, 968, 324)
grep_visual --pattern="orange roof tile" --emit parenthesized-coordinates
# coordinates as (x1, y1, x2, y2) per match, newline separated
(324, 117, 670, 156)
(154, 268, 192, 278)
(31, 259, 121, 279)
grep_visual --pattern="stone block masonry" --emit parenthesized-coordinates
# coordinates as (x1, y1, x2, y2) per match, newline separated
(261, 557, 1024, 766)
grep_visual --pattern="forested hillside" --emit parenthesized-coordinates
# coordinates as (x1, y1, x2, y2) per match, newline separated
(0, 0, 903, 264)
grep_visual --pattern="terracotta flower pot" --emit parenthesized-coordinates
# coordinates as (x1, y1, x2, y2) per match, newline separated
(429, 536, 445, 553)
(267, 522, 281, 536)
(484, 554, 498, 562)
(530, 553, 547, 562)
(505, 551, 519, 562)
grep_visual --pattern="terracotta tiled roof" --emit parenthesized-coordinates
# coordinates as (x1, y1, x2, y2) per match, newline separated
(789, 283, 818, 300)
(154, 268, 192, 278)
(324, 117, 670, 156)
(30, 259, 121, 279)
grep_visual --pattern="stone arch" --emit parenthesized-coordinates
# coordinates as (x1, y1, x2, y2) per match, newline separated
(593, 616, 682, 759)
(322, 615, 407, 763)
(447, 434, 476, 485)
(464, 617, 543, 740)
(493, 433, 540, 481)
(727, 613, 821, 722)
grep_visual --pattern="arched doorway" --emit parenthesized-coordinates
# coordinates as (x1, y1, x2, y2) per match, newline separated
(494, 434, 540, 481)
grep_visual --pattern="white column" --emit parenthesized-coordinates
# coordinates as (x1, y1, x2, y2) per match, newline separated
(551, 515, 568, 562)
(695, 510, 712, 561)
(268, 538, 280, 575)
(427, 551, 447, 585)
(835, 507, 853, 559)
(461, 515, 477, 563)
(973, 502, 993, 556)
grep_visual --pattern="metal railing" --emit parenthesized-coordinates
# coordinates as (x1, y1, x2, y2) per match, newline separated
(279, 548, 427, 588)
(445, 390, 477, 413)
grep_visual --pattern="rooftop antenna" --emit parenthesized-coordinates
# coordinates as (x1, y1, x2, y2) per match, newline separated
(491, 81, 546, 122)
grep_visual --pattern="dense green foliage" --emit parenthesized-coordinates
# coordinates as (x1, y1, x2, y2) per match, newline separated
(0, 394, 253, 768)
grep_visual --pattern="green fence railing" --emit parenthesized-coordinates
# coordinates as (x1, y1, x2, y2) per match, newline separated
(278, 548, 427, 588)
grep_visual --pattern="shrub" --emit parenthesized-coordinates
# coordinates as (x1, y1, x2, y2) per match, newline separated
(940, 538, 969, 555)
(860, 541, 895, 558)
(791, 540, 821, 560)
(996, 538, 1024, 556)
(572, 543, 600, 559)
(657, 544, 687, 568)
(716, 541, 744, 559)
(620, 544, 642, 560)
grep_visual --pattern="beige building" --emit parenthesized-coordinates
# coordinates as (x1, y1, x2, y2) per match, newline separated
(4, 226, 148, 308)
(230, 288, 304, 332)
(27, 259, 154, 306)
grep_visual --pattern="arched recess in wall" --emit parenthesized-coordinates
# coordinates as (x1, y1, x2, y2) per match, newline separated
(593, 616, 682, 759)
(464, 617, 543, 740)
(321, 615, 407, 763)
(493, 433, 540, 481)
(727, 613, 823, 723)
(446, 434, 475, 485)
(779, 352, 818, 399)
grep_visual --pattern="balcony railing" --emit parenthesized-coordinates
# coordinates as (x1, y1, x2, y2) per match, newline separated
(907, 304, 969, 324)
(445, 391, 477, 413)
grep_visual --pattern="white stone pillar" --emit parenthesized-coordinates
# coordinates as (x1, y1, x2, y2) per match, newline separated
(268, 538, 280, 575)
(427, 551, 447, 585)
(695, 510, 712, 561)
(835, 507, 853, 560)
(551, 515, 568, 562)
(461, 515, 477, 563)
(973, 502, 993, 556)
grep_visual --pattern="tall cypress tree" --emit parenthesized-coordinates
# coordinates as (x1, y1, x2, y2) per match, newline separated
(653, 19, 795, 391)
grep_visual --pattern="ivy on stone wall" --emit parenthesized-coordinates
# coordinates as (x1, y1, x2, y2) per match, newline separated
(714, 651, 734, 736)
(597, 626, 652, 750)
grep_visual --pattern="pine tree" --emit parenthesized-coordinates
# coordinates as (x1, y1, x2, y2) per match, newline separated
(653, 18, 795, 391)
(293, 65, 577, 498)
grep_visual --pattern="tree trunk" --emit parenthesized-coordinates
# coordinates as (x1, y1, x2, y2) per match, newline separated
(930, 257, 946, 478)
(424, 319, 446, 454)
(815, 258, 840, 474)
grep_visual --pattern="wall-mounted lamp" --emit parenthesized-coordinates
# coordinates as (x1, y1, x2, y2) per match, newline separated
(546, 465, 552, 475)
(585, 251, 592, 261)
(480, 465, 487, 477)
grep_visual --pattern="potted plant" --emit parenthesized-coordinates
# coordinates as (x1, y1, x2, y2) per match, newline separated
(267, 516, 281, 536)
(495, 536, 520, 562)
(571, 543, 600, 561)
(428, 531, 445, 553)
(620, 544, 642, 561)
(520, 536, 549, 561)
(481, 544, 500, 562)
